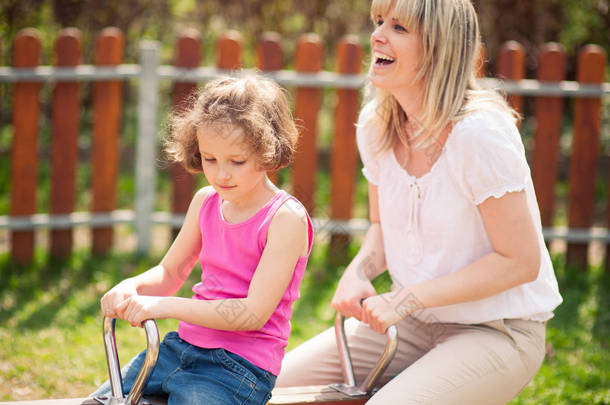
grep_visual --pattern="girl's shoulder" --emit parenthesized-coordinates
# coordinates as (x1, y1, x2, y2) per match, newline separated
(192, 186, 217, 210)
(271, 194, 309, 229)
(267, 193, 311, 256)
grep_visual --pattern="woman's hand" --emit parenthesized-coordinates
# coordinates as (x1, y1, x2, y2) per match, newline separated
(115, 295, 165, 327)
(362, 291, 422, 334)
(331, 269, 377, 321)
(100, 280, 138, 318)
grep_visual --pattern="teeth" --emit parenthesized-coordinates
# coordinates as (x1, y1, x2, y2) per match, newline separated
(374, 51, 395, 62)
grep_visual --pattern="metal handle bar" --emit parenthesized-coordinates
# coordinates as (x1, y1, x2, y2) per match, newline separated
(331, 313, 398, 397)
(100, 317, 160, 405)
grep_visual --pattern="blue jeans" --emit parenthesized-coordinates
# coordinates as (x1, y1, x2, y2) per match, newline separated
(92, 331, 276, 405)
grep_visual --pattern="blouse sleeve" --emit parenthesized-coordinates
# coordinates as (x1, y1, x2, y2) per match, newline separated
(356, 101, 381, 185)
(449, 110, 531, 205)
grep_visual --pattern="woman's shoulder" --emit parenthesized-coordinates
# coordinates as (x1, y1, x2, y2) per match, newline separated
(357, 99, 383, 130)
(449, 107, 523, 151)
(453, 107, 518, 136)
(444, 107, 530, 203)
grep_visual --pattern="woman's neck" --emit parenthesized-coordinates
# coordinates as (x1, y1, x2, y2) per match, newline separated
(391, 83, 424, 128)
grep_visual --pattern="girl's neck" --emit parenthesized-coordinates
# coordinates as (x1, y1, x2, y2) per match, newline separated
(222, 178, 278, 220)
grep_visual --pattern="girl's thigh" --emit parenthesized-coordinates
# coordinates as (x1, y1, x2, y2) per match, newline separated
(166, 347, 276, 405)
(90, 331, 186, 398)
(366, 319, 546, 405)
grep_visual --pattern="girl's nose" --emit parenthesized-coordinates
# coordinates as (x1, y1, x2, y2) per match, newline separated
(217, 166, 231, 181)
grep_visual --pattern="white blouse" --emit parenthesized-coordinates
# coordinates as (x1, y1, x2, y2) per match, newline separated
(356, 101, 562, 324)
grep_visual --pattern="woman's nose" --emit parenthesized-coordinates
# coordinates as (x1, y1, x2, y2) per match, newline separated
(371, 24, 387, 44)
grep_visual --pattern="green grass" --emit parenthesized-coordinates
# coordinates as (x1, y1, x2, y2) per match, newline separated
(0, 245, 608, 403)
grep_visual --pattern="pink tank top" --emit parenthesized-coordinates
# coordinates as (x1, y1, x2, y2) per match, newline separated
(177, 190, 313, 375)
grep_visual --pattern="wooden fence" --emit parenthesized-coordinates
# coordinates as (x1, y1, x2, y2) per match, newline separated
(0, 27, 608, 271)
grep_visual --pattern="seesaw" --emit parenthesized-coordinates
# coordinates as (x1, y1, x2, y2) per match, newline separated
(2, 314, 397, 405)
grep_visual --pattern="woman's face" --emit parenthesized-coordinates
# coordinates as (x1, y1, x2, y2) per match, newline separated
(369, 9, 424, 96)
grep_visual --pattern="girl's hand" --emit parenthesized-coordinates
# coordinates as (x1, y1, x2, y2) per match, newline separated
(100, 280, 138, 318)
(331, 270, 377, 321)
(361, 291, 422, 334)
(115, 296, 164, 327)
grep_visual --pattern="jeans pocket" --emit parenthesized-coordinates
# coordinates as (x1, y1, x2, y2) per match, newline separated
(214, 349, 257, 405)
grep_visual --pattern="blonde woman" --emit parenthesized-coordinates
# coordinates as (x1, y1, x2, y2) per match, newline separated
(277, 0, 562, 403)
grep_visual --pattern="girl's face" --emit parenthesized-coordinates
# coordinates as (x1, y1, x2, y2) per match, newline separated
(369, 9, 423, 95)
(197, 125, 268, 204)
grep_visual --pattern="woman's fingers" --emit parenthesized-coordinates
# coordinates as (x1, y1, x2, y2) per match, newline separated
(332, 297, 363, 320)
(362, 296, 388, 334)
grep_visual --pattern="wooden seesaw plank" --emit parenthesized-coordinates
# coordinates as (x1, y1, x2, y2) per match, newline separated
(0, 387, 367, 405)
(0, 396, 168, 405)
(269, 385, 367, 404)
(0, 399, 84, 405)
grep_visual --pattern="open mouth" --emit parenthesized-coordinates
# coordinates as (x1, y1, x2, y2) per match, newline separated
(374, 51, 395, 66)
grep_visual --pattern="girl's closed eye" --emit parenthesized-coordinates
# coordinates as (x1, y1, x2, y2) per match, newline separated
(203, 157, 216, 163)
(231, 160, 246, 166)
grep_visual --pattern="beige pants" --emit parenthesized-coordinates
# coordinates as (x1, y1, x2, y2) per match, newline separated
(277, 316, 546, 405)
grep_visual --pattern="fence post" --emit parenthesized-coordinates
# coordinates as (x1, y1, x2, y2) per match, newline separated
(92, 27, 124, 255)
(217, 30, 242, 70)
(329, 35, 363, 261)
(135, 41, 160, 254)
(10, 28, 41, 265)
(257, 31, 283, 186)
(531, 43, 566, 228)
(50, 28, 81, 258)
(292, 34, 323, 213)
(170, 29, 201, 238)
(567, 45, 606, 270)
(496, 41, 526, 121)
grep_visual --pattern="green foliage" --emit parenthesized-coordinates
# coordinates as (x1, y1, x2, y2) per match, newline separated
(507, 258, 610, 405)
(0, 247, 609, 403)
(1, 0, 608, 72)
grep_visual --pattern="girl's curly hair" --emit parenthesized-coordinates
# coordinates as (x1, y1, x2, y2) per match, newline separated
(165, 74, 299, 173)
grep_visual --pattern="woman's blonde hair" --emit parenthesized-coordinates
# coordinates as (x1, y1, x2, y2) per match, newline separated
(368, 0, 518, 152)
(166, 74, 299, 173)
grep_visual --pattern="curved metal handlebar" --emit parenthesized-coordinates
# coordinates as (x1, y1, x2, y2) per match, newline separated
(331, 313, 398, 397)
(98, 317, 160, 405)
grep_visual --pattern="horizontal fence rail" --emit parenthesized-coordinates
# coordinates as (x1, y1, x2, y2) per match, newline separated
(4, 213, 610, 244)
(0, 27, 608, 270)
(1, 66, 610, 96)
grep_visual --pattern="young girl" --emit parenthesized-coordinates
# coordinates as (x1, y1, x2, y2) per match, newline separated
(93, 75, 313, 405)
(278, 0, 561, 404)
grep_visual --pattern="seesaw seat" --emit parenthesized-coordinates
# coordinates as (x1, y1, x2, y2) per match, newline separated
(1, 314, 396, 405)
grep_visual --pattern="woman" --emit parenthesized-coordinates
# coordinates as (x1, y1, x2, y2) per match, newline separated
(276, 0, 562, 404)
